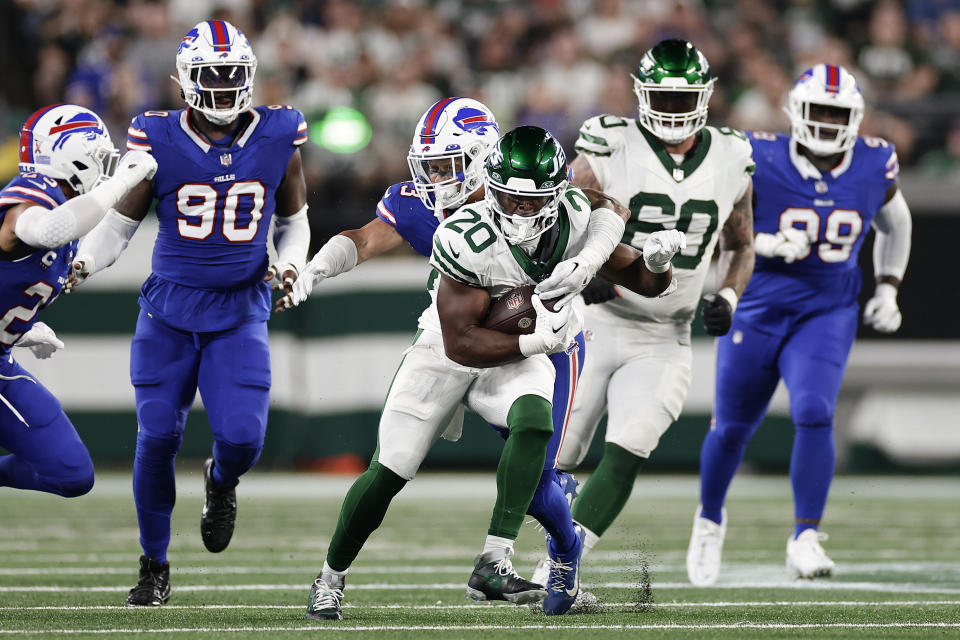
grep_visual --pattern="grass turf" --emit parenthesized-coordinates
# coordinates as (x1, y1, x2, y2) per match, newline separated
(1, 470, 959, 638)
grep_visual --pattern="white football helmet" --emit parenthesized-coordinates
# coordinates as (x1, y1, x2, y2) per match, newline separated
(174, 20, 257, 125)
(407, 97, 500, 213)
(18, 104, 119, 195)
(785, 64, 864, 156)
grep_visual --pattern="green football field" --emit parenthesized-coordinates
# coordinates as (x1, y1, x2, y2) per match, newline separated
(1, 470, 959, 639)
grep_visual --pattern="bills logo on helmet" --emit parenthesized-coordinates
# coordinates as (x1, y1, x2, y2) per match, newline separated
(453, 107, 498, 136)
(50, 112, 105, 151)
(179, 28, 199, 54)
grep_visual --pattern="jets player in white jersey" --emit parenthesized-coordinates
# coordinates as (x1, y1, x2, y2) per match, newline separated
(544, 39, 757, 564)
(304, 125, 685, 620)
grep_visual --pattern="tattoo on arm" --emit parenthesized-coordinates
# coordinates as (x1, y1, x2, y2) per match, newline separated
(569, 154, 602, 191)
(717, 179, 755, 297)
(580, 187, 630, 221)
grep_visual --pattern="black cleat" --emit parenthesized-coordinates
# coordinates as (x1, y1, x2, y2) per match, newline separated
(466, 548, 547, 604)
(125, 555, 170, 606)
(306, 572, 345, 620)
(201, 457, 238, 553)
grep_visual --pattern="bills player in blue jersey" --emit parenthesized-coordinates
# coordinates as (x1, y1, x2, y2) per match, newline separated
(278, 98, 635, 617)
(67, 21, 310, 606)
(687, 64, 912, 585)
(0, 104, 155, 499)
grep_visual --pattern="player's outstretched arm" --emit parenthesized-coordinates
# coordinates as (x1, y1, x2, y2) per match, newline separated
(66, 165, 155, 292)
(864, 184, 911, 333)
(2, 150, 155, 258)
(267, 149, 310, 295)
(568, 154, 603, 191)
(702, 179, 755, 337)
(437, 275, 577, 368)
(275, 218, 406, 312)
(596, 238, 677, 298)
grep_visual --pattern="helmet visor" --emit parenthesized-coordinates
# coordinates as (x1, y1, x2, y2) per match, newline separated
(486, 180, 564, 244)
(407, 150, 468, 210)
(803, 103, 852, 141)
(196, 65, 249, 89)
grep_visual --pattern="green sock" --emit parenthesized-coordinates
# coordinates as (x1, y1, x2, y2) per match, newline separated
(326, 461, 406, 571)
(488, 394, 553, 539)
(571, 442, 644, 537)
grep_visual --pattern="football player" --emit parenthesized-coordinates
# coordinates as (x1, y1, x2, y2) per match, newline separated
(67, 20, 310, 605)
(539, 39, 756, 570)
(302, 125, 684, 620)
(0, 105, 154, 498)
(687, 64, 911, 584)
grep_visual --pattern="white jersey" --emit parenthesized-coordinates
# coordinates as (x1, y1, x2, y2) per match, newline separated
(418, 187, 593, 334)
(575, 115, 754, 327)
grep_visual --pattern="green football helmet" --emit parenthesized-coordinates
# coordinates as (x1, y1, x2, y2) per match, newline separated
(485, 125, 568, 245)
(633, 39, 715, 144)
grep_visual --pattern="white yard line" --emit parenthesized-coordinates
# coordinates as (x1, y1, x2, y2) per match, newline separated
(3, 600, 960, 612)
(2, 623, 960, 634)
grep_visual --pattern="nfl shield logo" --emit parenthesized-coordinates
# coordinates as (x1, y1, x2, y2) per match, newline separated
(815, 180, 828, 194)
(220, 153, 232, 167)
(672, 167, 684, 182)
(505, 291, 524, 310)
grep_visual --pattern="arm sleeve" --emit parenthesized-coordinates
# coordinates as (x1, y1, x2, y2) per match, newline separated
(74, 209, 142, 275)
(871, 189, 911, 281)
(578, 205, 626, 273)
(273, 204, 311, 273)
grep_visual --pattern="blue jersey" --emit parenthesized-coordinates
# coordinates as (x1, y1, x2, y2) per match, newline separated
(127, 106, 307, 331)
(740, 132, 898, 319)
(0, 174, 74, 355)
(375, 181, 445, 257)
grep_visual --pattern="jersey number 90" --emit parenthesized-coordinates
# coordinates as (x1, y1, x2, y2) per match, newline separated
(177, 181, 265, 243)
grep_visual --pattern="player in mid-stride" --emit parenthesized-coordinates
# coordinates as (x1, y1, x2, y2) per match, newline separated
(0, 104, 155, 499)
(687, 64, 912, 585)
(68, 20, 310, 605)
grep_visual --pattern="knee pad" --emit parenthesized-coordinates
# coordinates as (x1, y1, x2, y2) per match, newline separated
(136, 399, 186, 440)
(56, 471, 95, 498)
(135, 431, 183, 467)
(791, 392, 834, 428)
(712, 420, 758, 452)
(506, 395, 553, 439)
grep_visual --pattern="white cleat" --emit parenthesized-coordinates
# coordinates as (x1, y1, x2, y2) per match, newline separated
(686, 506, 726, 586)
(787, 529, 836, 580)
(531, 557, 549, 588)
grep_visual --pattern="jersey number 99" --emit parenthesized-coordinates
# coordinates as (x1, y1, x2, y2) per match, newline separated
(779, 208, 862, 263)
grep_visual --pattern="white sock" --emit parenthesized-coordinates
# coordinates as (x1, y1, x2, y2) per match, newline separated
(578, 523, 601, 559)
(322, 560, 348, 577)
(482, 535, 515, 555)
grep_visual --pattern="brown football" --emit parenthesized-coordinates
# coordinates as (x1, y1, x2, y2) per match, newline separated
(483, 284, 557, 335)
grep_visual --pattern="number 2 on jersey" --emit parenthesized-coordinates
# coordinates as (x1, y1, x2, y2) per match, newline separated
(177, 181, 265, 242)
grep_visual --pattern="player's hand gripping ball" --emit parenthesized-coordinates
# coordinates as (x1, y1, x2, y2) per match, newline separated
(483, 284, 558, 335)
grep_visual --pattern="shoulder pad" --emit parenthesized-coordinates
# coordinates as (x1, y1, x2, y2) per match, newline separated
(712, 126, 755, 175)
(430, 216, 484, 287)
(377, 182, 420, 227)
(0, 174, 65, 211)
(860, 136, 899, 181)
(257, 105, 308, 147)
(127, 110, 176, 151)
(575, 114, 630, 157)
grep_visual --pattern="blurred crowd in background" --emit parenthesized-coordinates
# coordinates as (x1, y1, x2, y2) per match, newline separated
(2, 0, 959, 247)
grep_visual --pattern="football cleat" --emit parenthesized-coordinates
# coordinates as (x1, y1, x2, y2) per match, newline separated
(531, 556, 549, 588)
(466, 547, 546, 604)
(201, 457, 238, 553)
(306, 572, 345, 620)
(125, 555, 171, 606)
(686, 505, 726, 586)
(787, 529, 836, 580)
(542, 524, 586, 615)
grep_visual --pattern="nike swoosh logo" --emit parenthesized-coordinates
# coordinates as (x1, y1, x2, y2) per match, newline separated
(565, 565, 580, 597)
(449, 245, 460, 259)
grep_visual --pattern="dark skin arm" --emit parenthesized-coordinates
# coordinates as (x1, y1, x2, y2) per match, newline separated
(437, 275, 526, 368)
(598, 243, 672, 297)
(580, 186, 630, 223)
(569, 154, 603, 191)
(266, 149, 308, 294)
(716, 178, 754, 297)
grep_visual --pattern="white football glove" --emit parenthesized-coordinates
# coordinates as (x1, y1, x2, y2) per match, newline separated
(112, 150, 158, 189)
(518, 294, 583, 357)
(863, 283, 901, 333)
(63, 260, 91, 294)
(16, 322, 64, 359)
(534, 257, 592, 309)
(643, 229, 687, 273)
(754, 228, 811, 263)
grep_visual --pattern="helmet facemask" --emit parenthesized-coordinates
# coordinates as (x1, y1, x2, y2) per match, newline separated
(59, 133, 120, 194)
(407, 140, 490, 212)
(486, 177, 566, 245)
(634, 75, 714, 145)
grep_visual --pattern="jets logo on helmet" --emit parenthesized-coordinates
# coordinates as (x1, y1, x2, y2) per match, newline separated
(408, 97, 500, 214)
(484, 125, 568, 245)
(633, 39, 715, 145)
(19, 104, 119, 195)
(174, 20, 257, 126)
(785, 64, 864, 156)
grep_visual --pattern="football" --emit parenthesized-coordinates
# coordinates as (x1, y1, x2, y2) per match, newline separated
(483, 284, 557, 335)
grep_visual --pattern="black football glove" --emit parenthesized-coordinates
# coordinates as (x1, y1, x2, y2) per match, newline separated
(701, 294, 733, 336)
(580, 277, 620, 305)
